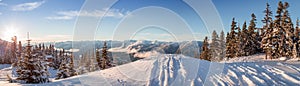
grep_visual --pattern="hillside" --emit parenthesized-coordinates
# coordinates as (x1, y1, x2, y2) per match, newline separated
(48, 54, 299, 86)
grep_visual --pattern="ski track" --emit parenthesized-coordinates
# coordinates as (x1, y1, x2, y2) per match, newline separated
(211, 62, 300, 86)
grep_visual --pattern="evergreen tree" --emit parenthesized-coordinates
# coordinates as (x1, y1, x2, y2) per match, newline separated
(282, 2, 294, 57)
(11, 36, 17, 64)
(96, 48, 101, 68)
(247, 13, 259, 55)
(219, 31, 226, 60)
(17, 41, 22, 61)
(262, 3, 273, 37)
(16, 38, 49, 83)
(294, 18, 300, 58)
(200, 36, 211, 61)
(15, 41, 22, 77)
(265, 1, 294, 58)
(261, 3, 273, 59)
(241, 21, 248, 56)
(210, 30, 220, 61)
(53, 50, 60, 69)
(100, 41, 112, 69)
(236, 25, 243, 57)
(56, 52, 77, 79)
(226, 18, 238, 58)
(268, 1, 285, 59)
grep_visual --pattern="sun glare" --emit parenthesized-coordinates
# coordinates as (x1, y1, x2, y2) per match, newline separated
(2, 26, 19, 41)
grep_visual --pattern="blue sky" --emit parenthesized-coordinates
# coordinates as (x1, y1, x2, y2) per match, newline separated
(0, 0, 300, 42)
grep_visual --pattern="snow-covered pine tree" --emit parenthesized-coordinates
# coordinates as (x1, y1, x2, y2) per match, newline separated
(261, 3, 273, 38)
(84, 51, 92, 72)
(294, 18, 300, 58)
(236, 25, 243, 57)
(15, 41, 22, 77)
(268, 1, 285, 59)
(53, 50, 60, 69)
(11, 36, 17, 64)
(16, 37, 49, 83)
(100, 41, 112, 69)
(282, 2, 294, 57)
(219, 31, 226, 60)
(240, 21, 248, 56)
(55, 55, 69, 79)
(261, 3, 273, 59)
(200, 36, 211, 61)
(96, 48, 101, 68)
(226, 18, 238, 58)
(210, 30, 220, 61)
(246, 13, 259, 55)
(56, 52, 77, 79)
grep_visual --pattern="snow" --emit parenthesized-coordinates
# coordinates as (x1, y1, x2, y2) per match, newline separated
(279, 57, 287, 61)
(0, 54, 299, 85)
(49, 54, 300, 85)
(45, 55, 53, 59)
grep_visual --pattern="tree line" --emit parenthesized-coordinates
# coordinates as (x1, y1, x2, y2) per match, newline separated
(9, 35, 113, 84)
(200, 1, 300, 61)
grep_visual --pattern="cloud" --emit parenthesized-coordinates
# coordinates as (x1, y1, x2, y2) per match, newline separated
(46, 8, 130, 20)
(12, 1, 45, 11)
(30, 35, 73, 42)
(0, 3, 7, 6)
(45, 16, 73, 20)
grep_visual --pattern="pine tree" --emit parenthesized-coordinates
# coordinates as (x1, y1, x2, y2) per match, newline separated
(261, 3, 273, 59)
(200, 36, 211, 61)
(219, 31, 226, 60)
(268, 1, 285, 59)
(17, 41, 22, 61)
(11, 36, 17, 64)
(241, 21, 248, 56)
(96, 48, 101, 68)
(210, 30, 220, 61)
(282, 2, 294, 57)
(100, 41, 112, 69)
(236, 25, 243, 57)
(226, 18, 238, 58)
(56, 52, 77, 79)
(247, 13, 259, 55)
(262, 3, 273, 37)
(53, 50, 60, 69)
(16, 36, 49, 83)
(294, 18, 300, 58)
(15, 41, 22, 77)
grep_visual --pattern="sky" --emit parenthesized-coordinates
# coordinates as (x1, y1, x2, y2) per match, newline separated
(0, 0, 300, 42)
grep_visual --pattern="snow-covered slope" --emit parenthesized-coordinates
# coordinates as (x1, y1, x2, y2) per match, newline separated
(50, 54, 299, 86)
(1, 54, 299, 86)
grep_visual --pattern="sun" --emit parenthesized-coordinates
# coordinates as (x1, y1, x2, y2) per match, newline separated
(2, 26, 19, 42)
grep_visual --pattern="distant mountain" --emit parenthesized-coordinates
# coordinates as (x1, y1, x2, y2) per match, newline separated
(110, 40, 203, 58)
(46, 40, 203, 64)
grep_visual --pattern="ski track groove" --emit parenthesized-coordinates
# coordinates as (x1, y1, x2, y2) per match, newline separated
(213, 62, 300, 86)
